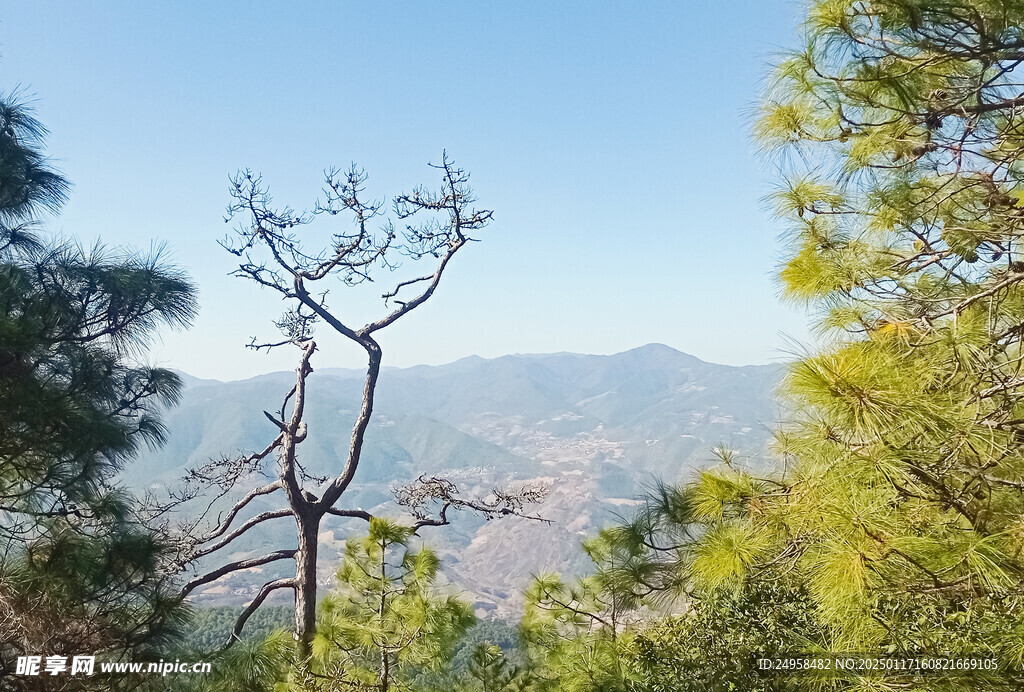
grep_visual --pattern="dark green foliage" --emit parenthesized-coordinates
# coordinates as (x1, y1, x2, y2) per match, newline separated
(409, 619, 533, 691)
(179, 631, 293, 692)
(623, 582, 831, 692)
(0, 241, 195, 528)
(184, 606, 293, 653)
(0, 92, 197, 688)
(448, 620, 527, 679)
(0, 92, 69, 222)
(460, 644, 535, 692)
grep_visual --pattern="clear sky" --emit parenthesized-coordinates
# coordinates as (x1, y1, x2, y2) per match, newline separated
(1, 1, 812, 380)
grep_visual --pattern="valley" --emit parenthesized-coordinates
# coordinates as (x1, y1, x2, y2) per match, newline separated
(133, 344, 783, 618)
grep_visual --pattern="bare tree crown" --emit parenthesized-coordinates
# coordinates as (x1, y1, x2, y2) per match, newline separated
(220, 153, 493, 346)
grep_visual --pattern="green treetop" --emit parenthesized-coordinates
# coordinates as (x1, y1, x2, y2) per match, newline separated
(311, 519, 474, 691)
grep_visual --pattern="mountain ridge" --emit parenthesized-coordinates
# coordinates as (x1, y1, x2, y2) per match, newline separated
(171, 343, 777, 387)
(143, 343, 784, 617)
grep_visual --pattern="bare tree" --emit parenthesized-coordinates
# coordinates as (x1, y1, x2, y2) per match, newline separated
(167, 155, 545, 663)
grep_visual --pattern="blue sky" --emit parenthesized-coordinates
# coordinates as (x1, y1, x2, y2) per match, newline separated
(2, 1, 811, 380)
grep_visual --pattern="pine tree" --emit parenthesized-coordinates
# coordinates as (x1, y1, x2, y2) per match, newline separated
(649, 0, 1024, 686)
(311, 519, 475, 691)
(459, 644, 534, 692)
(533, 3, 1024, 688)
(0, 92, 197, 688)
(520, 531, 650, 692)
(751, 0, 1024, 659)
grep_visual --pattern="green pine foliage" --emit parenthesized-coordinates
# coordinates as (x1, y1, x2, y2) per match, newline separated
(519, 484, 830, 692)
(189, 523, 474, 692)
(622, 581, 832, 692)
(520, 531, 652, 692)
(408, 619, 534, 691)
(458, 644, 536, 692)
(311, 519, 475, 690)
(749, 0, 1024, 668)
(0, 91, 198, 688)
(651, 0, 1024, 687)
(181, 630, 294, 692)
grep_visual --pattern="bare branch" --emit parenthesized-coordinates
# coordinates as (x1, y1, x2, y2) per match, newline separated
(326, 508, 374, 522)
(224, 578, 296, 649)
(191, 508, 293, 561)
(318, 340, 382, 509)
(194, 480, 284, 546)
(394, 475, 550, 532)
(180, 550, 296, 599)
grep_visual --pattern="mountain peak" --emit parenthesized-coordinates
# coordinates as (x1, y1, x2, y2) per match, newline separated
(613, 342, 704, 365)
(622, 343, 683, 356)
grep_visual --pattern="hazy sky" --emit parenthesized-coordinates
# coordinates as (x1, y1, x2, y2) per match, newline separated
(2, 1, 812, 380)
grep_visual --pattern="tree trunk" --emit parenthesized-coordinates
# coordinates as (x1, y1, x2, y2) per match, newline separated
(294, 512, 321, 661)
(379, 649, 390, 692)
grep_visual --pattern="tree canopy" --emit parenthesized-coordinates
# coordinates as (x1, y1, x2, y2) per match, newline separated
(0, 92, 197, 688)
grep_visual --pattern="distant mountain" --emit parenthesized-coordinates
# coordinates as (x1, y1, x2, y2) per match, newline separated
(136, 345, 784, 617)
